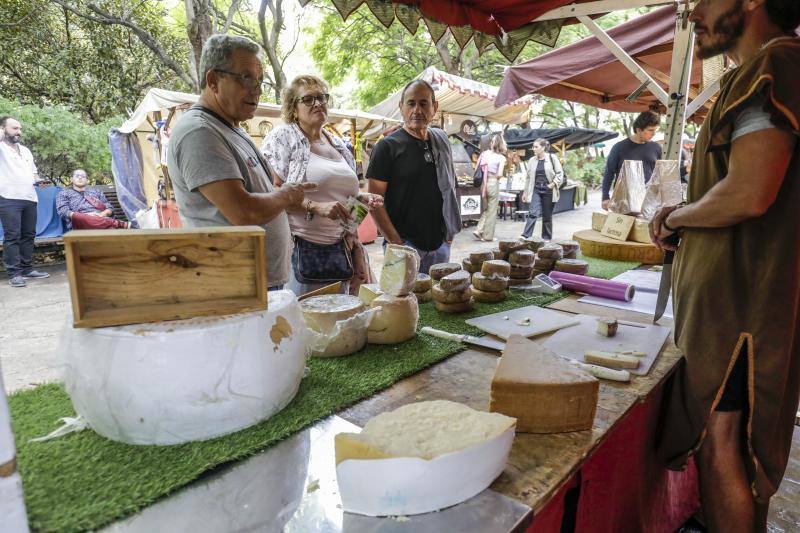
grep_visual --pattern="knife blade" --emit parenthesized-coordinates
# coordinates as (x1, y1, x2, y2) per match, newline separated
(420, 327, 506, 352)
(653, 233, 680, 323)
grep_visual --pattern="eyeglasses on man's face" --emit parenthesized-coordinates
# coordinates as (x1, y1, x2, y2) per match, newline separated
(297, 94, 331, 107)
(214, 69, 268, 92)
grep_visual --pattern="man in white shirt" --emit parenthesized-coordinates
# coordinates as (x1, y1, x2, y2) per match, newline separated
(0, 116, 50, 287)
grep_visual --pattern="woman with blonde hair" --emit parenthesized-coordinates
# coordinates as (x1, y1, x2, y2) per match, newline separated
(472, 133, 506, 241)
(262, 74, 382, 296)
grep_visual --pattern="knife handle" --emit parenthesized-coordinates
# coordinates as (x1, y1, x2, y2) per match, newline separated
(421, 327, 463, 343)
(572, 360, 631, 382)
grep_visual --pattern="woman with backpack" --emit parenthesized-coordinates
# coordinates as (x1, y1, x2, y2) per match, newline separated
(521, 138, 563, 241)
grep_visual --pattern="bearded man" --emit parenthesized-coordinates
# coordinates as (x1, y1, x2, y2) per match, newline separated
(650, 0, 800, 531)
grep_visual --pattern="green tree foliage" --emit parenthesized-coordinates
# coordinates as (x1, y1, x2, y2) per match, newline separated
(0, 97, 117, 184)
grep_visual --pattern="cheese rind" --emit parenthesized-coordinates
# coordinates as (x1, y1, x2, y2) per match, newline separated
(435, 298, 474, 313)
(469, 251, 494, 264)
(492, 249, 505, 260)
(584, 350, 640, 369)
(439, 269, 471, 291)
(413, 274, 432, 293)
(380, 244, 420, 296)
(537, 243, 564, 260)
(472, 272, 508, 292)
(472, 287, 507, 303)
(367, 294, 419, 344)
(481, 260, 511, 278)
(533, 257, 556, 271)
(462, 258, 480, 274)
(491, 335, 599, 433)
(510, 265, 534, 279)
(432, 284, 472, 304)
(555, 259, 589, 276)
(509, 249, 535, 267)
(429, 263, 461, 281)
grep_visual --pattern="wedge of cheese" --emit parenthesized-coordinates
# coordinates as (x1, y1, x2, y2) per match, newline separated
(357, 283, 383, 306)
(380, 244, 420, 296)
(491, 335, 598, 433)
(367, 294, 419, 344)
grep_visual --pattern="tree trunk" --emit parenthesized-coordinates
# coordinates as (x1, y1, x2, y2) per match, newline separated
(185, 0, 212, 91)
(258, 0, 287, 102)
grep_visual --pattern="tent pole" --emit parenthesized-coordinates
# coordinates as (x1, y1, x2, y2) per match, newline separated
(686, 76, 722, 118)
(663, 4, 695, 160)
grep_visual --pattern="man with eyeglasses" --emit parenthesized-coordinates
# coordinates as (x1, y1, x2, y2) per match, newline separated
(366, 79, 461, 274)
(168, 34, 315, 291)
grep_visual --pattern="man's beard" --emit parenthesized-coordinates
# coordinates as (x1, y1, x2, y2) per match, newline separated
(3, 132, 21, 143)
(696, 1, 745, 60)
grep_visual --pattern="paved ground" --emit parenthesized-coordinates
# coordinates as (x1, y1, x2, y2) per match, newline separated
(0, 189, 797, 530)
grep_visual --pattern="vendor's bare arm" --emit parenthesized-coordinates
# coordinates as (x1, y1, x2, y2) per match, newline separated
(367, 178, 403, 244)
(667, 130, 796, 229)
(199, 179, 315, 226)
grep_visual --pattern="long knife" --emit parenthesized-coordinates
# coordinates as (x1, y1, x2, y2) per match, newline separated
(420, 327, 506, 352)
(653, 234, 680, 323)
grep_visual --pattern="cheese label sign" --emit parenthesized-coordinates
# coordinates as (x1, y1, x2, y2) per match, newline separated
(601, 213, 636, 241)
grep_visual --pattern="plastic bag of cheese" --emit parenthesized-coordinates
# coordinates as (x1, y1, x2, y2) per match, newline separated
(335, 400, 516, 516)
(380, 244, 420, 296)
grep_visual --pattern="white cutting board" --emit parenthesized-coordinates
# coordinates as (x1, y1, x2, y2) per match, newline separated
(542, 314, 670, 376)
(465, 305, 580, 340)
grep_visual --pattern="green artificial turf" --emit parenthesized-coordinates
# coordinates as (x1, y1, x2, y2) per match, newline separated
(8, 256, 637, 532)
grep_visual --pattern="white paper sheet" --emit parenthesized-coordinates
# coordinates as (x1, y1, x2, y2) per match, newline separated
(578, 270, 673, 319)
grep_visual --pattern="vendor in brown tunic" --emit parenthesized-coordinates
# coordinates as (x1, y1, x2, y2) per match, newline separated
(650, 1, 800, 531)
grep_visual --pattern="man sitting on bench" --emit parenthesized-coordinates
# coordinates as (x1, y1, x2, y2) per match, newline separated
(56, 169, 128, 230)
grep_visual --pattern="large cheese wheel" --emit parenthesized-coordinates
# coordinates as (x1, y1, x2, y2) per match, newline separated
(509, 249, 535, 267)
(414, 289, 432, 303)
(380, 244, 420, 296)
(537, 243, 564, 260)
(368, 294, 419, 344)
(510, 265, 534, 279)
(469, 250, 494, 265)
(64, 290, 308, 445)
(472, 272, 508, 292)
(439, 269, 471, 291)
(499, 239, 527, 253)
(432, 284, 472, 304)
(303, 294, 367, 358)
(555, 259, 589, 276)
(435, 298, 474, 313)
(414, 273, 433, 293)
(524, 237, 545, 253)
(573, 229, 664, 264)
(462, 257, 480, 274)
(358, 283, 383, 306)
(429, 262, 462, 281)
(481, 260, 511, 278)
(472, 287, 507, 303)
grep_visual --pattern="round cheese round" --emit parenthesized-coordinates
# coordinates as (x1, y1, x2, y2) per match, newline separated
(492, 249, 506, 260)
(414, 273, 433, 293)
(555, 258, 589, 276)
(414, 289, 433, 303)
(439, 269, 471, 291)
(435, 298, 474, 313)
(471, 272, 508, 292)
(472, 287, 507, 303)
(509, 249, 535, 267)
(524, 236, 545, 253)
(432, 284, 472, 304)
(534, 257, 556, 270)
(499, 239, 528, 253)
(302, 294, 368, 358)
(510, 265, 534, 279)
(469, 250, 494, 265)
(367, 294, 419, 344)
(462, 258, 481, 274)
(537, 243, 564, 260)
(557, 240, 581, 257)
(481, 259, 511, 278)
(429, 262, 462, 281)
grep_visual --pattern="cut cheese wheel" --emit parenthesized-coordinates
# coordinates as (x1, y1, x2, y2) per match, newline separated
(554, 259, 589, 276)
(556, 240, 581, 257)
(481, 260, 511, 278)
(509, 249, 535, 267)
(435, 298, 474, 313)
(469, 250, 494, 265)
(472, 287, 507, 303)
(414, 289, 432, 303)
(508, 277, 533, 286)
(462, 257, 480, 274)
(334, 400, 515, 463)
(358, 283, 383, 306)
(367, 294, 419, 344)
(432, 284, 472, 304)
(584, 350, 640, 369)
(510, 265, 534, 280)
(302, 294, 367, 357)
(523, 237, 545, 253)
(380, 244, 420, 296)
(414, 273, 432, 293)
(536, 243, 564, 260)
(429, 262, 462, 281)
(472, 272, 508, 292)
(595, 317, 618, 337)
(492, 249, 505, 260)
(439, 269, 471, 291)
(491, 335, 598, 433)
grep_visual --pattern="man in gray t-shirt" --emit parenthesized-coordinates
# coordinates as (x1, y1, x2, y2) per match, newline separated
(167, 34, 313, 289)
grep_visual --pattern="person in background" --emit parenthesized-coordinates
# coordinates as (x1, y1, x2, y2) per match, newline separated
(601, 111, 663, 210)
(56, 169, 129, 230)
(167, 34, 314, 291)
(366, 79, 461, 274)
(472, 133, 507, 242)
(0, 116, 50, 287)
(261, 74, 382, 296)
(520, 138, 563, 241)
(680, 135, 695, 183)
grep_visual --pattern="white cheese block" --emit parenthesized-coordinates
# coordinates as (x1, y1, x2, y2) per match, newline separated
(439, 269, 471, 291)
(367, 294, 419, 344)
(413, 273, 432, 293)
(357, 283, 383, 306)
(380, 244, 420, 296)
(472, 272, 508, 292)
(481, 260, 511, 278)
(429, 262, 461, 281)
(584, 350, 641, 369)
(595, 317, 618, 337)
(302, 294, 368, 358)
(432, 284, 472, 304)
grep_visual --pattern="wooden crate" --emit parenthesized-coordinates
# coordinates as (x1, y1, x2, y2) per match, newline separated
(64, 227, 267, 328)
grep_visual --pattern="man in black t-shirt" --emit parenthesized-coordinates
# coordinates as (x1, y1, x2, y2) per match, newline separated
(367, 80, 459, 273)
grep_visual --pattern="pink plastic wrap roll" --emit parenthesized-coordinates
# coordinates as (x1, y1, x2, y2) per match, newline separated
(549, 271, 635, 302)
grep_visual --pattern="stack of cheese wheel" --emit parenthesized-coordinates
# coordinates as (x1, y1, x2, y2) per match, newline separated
(533, 243, 564, 278)
(554, 258, 590, 276)
(413, 273, 433, 303)
(508, 249, 536, 286)
(369, 244, 420, 344)
(497, 239, 528, 262)
(432, 268, 474, 313)
(472, 259, 510, 302)
(429, 262, 461, 284)
(557, 240, 581, 259)
(463, 250, 493, 275)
